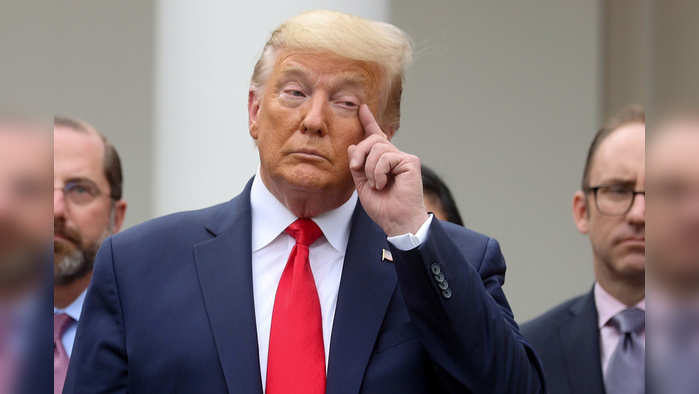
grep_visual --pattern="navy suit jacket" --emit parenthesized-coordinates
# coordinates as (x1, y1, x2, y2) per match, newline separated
(521, 289, 605, 394)
(64, 178, 545, 393)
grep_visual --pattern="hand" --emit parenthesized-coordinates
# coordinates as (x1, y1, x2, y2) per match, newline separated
(348, 104, 429, 237)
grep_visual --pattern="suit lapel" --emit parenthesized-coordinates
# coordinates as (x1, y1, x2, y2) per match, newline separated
(193, 179, 263, 394)
(561, 289, 606, 394)
(326, 204, 397, 394)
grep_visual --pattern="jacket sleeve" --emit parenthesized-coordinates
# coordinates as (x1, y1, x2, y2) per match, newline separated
(63, 237, 129, 393)
(389, 219, 546, 393)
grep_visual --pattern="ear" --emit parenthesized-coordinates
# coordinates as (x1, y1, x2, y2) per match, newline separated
(111, 200, 128, 234)
(248, 89, 261, 140)
(572, 190, 590, 234)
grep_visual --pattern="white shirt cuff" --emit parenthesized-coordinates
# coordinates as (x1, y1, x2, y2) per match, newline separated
(386, 214, 434, 251)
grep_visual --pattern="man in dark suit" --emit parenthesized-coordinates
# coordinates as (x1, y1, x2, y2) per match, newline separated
(64, 10, 544, 394)
(521, 106, 646, 394)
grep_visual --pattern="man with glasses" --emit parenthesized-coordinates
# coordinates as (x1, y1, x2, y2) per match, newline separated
(522, 105, 645, 394)
(53, 116, 127, 394)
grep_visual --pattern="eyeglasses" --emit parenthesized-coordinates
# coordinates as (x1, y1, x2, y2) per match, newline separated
(54, 180, 111, 206)
(584, 184, 645, 216)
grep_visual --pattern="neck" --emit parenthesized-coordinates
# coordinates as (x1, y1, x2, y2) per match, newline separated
(595, 259, 645, 307)
(261, 171, 354, 218)
(54, 272, 91, 309)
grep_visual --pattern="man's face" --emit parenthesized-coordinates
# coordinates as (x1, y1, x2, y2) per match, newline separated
(574, 123, 646, 281)
(249, 50, 387, 202)
(0, 128, 52, 288)
(53, 126, 119, 285)
(647, 121, 699, 292)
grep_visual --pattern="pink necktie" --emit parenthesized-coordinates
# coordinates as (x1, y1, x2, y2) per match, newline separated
(266, 219, 326, 394)
(54, 313, 73, 394)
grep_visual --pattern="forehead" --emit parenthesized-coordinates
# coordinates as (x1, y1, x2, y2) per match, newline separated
(54, 126, 106, 182)
(273, 50, 384, 90)
(649, 121, 699, 182)
(0, 130, 51, 179)
(589, 122, 645, 184)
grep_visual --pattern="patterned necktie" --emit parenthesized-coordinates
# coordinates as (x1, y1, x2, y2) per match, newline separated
(266, 219, 325, 394)
(604, 307, 645, 394)
(54, 313, 74, 394)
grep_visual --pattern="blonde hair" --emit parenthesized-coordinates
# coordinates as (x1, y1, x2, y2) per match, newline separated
(250, 10, 413, 131)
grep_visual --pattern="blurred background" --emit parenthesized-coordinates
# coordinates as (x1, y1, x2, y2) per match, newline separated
(1, 0, 697, 323)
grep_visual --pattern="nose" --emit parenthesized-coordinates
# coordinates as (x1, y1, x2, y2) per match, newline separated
(54, 186, 68, 219)
(627, 192, 645, 225)
(301, 94, 327, 136)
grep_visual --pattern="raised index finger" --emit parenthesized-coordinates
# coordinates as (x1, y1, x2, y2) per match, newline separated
(359, 104, 387, 139)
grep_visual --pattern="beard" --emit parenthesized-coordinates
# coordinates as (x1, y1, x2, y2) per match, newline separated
(0, 217, 47, 290)
(53, 219, 106, 286)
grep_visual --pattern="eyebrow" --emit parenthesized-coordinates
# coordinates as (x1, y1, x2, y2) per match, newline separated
(593, 178, 637, 187)
(275, 66, 312, 89)
(63, 177, 99, 187)
(276, 65, 370, 93)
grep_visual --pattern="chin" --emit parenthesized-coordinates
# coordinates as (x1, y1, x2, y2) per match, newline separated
(616, 255, 646, 277)
(279, 164, 334, 191)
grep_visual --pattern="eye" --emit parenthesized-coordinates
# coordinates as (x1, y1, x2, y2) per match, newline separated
(285, 89, 305, 97)
(334, 96, 359, 110)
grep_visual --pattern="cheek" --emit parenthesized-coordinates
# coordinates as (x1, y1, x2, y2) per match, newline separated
(330, 118, 364, 157)
(73, 206, 111, 241)
(258, 104, 301, 149)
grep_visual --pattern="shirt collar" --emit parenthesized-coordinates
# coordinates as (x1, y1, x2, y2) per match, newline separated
(53, 289, 86, 322)
(250, 170, 357, 253)
(594, 281, 645, 329)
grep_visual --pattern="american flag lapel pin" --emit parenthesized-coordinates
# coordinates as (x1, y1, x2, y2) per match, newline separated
(381, 248, 393, 263)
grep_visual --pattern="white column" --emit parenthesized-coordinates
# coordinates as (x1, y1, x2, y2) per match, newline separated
(153, 0, 389, 216)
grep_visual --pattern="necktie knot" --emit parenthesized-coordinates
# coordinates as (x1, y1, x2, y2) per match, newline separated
(53, 313, 73, 342)
(610, 307, 645, 335)
(286, 219, 322, 247)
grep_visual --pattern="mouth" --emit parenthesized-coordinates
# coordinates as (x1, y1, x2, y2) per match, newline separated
(620, 237, 645, 246)
(54, 234, 77, 246)
(288, 149, 329, 162)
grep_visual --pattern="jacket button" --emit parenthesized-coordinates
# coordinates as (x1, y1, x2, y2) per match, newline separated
(438, 280, 449, 290)
(441, 288, 453, 299)
(430, 263, 441, 275)
(433, 272, 445, 283)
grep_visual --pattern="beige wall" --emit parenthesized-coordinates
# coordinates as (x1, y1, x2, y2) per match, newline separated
(391, 0, 602, 321)
(650, 0, 699, 117)
(0, 1, 155, 229)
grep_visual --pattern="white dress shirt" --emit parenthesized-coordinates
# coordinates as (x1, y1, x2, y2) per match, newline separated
(250, 173, 432, 391)
(53, 289, 86, 358)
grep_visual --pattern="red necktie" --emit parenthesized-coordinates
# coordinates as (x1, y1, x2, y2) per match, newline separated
(266, 219, 325, 394)
(54, 313, 74, 394)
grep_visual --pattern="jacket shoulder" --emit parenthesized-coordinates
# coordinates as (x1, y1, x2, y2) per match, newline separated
(520, 293, 587, 344)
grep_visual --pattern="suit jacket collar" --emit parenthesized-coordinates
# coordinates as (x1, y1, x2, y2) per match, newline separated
(561, 287, 606, 394)
(194, 178, 262, 394)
